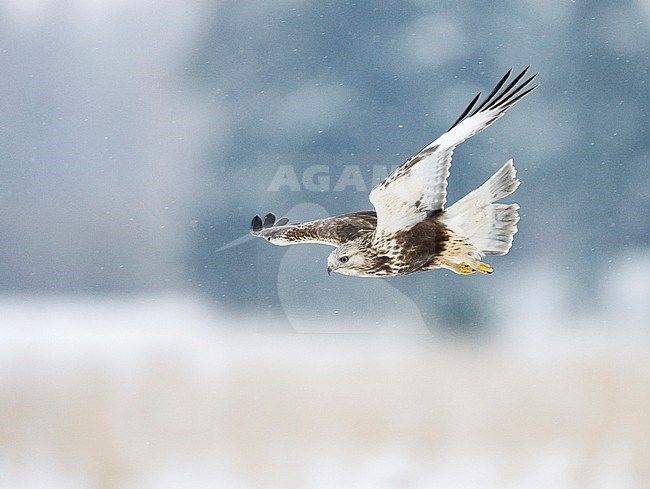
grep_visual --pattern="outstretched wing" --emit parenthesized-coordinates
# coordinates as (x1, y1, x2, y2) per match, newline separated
(369, 67, 538, 236)
(250, 211, 376, 247)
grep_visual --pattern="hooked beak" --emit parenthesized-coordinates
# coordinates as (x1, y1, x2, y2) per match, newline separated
(327, 266, 332, 276)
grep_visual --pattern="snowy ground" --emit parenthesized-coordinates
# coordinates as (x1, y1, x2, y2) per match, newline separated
(1, 296, 649, 489)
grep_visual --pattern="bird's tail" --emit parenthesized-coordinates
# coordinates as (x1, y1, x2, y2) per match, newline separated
(442, 159, 520, 256)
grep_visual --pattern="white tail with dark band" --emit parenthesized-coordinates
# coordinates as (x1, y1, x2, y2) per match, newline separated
(443, 159, 520, 256)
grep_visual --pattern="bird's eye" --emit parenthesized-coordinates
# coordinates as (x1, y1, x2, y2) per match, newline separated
(339, 256, 349, 264)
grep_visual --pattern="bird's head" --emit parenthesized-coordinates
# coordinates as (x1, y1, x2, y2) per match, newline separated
(327, 240, 370, 276)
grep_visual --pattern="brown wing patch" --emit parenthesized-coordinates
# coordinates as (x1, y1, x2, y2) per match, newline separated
(250, 211, 377, 247)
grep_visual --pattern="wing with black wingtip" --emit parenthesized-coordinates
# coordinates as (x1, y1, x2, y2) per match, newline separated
(250, 211, 377, 247)
(369, 67, 538, 236)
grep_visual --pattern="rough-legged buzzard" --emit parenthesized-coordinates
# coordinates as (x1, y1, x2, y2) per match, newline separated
(251, 67, 538, 277)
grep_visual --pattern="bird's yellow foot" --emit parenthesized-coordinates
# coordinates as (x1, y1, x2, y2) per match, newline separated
(476, 262, 493, 274)
(455, 262, 476, 274)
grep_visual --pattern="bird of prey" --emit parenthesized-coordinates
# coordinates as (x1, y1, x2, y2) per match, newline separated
(251, 67, 538, 277)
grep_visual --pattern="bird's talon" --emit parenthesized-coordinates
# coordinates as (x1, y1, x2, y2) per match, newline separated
(476, 262, 493, 274)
